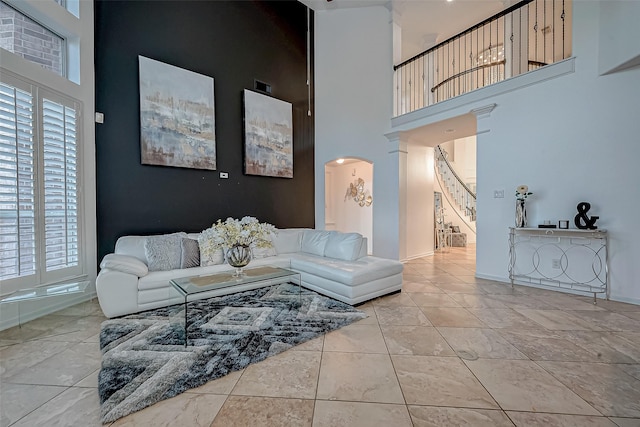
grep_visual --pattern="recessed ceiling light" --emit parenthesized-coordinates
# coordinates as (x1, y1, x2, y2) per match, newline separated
(336, 158, 345, 164)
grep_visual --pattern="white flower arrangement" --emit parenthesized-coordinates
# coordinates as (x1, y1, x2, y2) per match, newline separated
(515, 185, 533, 200)
(202, 216, 276, 250)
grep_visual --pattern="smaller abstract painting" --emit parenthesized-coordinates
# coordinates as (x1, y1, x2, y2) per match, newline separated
(243, 89, 293, 178)
(139, 56, 216, 170)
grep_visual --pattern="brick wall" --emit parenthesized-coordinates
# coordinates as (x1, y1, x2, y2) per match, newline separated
(0, 2, 64, 76)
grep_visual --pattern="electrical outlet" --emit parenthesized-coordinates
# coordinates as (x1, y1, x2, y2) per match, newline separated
(494, 190, 504, 198)
(552, 259, 561, 269)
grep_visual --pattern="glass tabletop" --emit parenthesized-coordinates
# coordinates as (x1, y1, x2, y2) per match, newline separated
(170, 266, 298, 296)
(0, 281, 90, 304)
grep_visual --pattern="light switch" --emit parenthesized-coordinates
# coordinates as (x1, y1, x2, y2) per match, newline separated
(95, 112, 104, 123)
(220, 172, 228, 179)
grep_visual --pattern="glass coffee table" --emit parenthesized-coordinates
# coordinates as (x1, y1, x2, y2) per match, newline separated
(169, 266, 301, 346)
(0, 281, 90, 327)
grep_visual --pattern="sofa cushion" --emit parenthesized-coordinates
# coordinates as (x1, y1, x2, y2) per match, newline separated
(180, 238, 200, 268)
(251, 244, 277, 259)
(114, 235, 149, 263)
(272, 228, 305, 254)
(301, 230, 331, 256)
(100, 254, 149, 277)
(289, 253, 404, 286)
(144, 233, 186, 271)
(324, 232, 363, 261)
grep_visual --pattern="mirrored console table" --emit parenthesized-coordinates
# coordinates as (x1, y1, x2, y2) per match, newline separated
(508, 227, 608, 303)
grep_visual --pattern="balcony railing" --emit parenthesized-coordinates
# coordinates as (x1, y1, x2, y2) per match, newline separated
(393, 0, 572, 117)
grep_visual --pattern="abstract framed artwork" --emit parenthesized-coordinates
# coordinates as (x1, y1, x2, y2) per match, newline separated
(243, 89, 293, 178)
(139, 56, 216, 170)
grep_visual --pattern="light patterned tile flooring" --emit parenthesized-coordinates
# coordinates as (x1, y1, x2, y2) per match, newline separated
(2, 245, 640, 426)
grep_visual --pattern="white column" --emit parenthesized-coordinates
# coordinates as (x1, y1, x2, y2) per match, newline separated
(385, 131, 408, 261)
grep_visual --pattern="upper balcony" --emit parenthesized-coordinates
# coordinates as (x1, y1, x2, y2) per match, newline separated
(393, 0, 572, 118)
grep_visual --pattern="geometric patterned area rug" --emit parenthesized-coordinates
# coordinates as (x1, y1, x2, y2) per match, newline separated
(98, 283, 366, 423)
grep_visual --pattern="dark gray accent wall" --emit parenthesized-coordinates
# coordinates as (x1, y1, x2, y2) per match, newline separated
(94, 0, 314, 262)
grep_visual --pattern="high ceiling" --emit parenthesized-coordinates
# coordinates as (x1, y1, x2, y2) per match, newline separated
(301, 0, 506, 63)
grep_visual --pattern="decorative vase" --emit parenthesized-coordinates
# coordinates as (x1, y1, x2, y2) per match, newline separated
(226, 244, 252, 277)
(515, 199, 527, 228)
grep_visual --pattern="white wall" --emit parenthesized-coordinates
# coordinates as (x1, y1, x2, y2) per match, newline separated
(0, 0, 96, 328)
(314, 6, 398, 259)
(598, 0, 640, 74)
(325, 161, 374, 254)
(405, 145, 434, 259)
(478, 1, 640, 304)
(392, 1, 640, 304)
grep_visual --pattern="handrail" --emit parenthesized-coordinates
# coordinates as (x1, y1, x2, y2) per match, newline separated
(394, 0, 534, 70)
(434, 161, 477, 234)
(435, 145, 476, 200)
(431, 60, 506, 93)
(431, 59, 546, 93)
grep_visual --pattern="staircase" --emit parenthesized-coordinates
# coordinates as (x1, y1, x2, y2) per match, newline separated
(434, 145, 476, 230)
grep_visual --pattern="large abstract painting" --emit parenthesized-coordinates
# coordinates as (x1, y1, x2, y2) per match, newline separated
(139, 56, 216, 170)
(243, 89, 293, 178)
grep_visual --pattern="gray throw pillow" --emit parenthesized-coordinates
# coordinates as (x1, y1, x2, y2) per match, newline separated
(144, 233, 186, 271)
(180, 238, 200, 268)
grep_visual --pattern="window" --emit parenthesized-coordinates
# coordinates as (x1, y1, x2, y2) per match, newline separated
(0, 76, 82, 288)
(0, 1, 66, 77)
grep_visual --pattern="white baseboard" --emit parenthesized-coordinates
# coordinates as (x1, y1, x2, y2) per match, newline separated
(402, 251, 435, 262)
(0, 291, 98, 331)
(474, 273, 509, 283)
(606, 294, 640, 306)
(475, 273, 640, 306)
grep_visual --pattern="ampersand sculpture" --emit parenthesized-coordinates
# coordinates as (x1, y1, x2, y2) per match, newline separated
(574, 202, 599, 230)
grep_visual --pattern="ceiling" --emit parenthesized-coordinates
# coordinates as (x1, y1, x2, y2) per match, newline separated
(301, 0, 507, 63)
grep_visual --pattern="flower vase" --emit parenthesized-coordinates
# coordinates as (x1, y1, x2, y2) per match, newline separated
(226, 244, 252, 277)
(515, 199, 527, 228)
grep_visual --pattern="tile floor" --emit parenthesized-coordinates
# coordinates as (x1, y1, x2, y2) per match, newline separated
(2, 245, 640, 426)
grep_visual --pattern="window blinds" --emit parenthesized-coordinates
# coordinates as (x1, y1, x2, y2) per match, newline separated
(0, 80, 81, 283)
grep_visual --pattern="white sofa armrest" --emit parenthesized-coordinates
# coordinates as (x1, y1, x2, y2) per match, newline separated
(96, 269, 141, 318)
(100, 253, 149, 277)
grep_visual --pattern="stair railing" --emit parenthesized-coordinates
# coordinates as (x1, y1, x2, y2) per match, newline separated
(434, 145, 476, 222)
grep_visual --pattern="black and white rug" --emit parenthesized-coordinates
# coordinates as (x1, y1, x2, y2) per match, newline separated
(98, 283, 366, 423)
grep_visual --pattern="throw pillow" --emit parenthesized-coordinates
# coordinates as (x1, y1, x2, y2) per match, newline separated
(198, 229, 225, 266)
(144, 233, 186, 271)
(251, 245, 277, 259)
(180, 238, 200, 268)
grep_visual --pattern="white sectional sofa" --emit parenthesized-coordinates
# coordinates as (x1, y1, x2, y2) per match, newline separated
(96, 228, 403, 318)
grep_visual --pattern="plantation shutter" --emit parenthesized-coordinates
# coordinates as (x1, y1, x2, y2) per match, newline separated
(0, 76, 83, 288)
(0, 82, 36, 280)
(42, 98, 79, 272)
